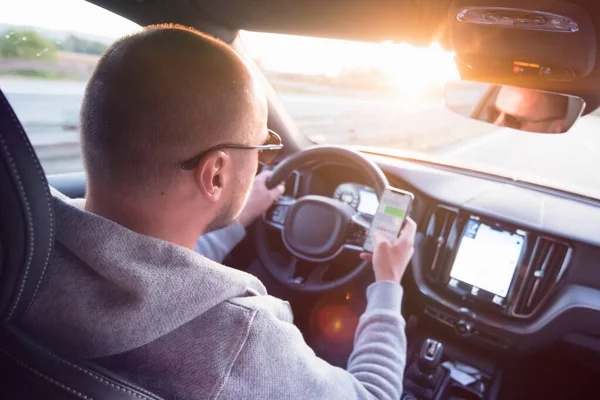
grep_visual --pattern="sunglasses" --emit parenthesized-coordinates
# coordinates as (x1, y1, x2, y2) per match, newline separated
(487, 105, 561, 130)
(181, 129, 283, 170)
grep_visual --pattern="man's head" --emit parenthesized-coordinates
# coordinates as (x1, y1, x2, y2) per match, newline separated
(492, 86, 568, 133)
(82, 24, 269, 243)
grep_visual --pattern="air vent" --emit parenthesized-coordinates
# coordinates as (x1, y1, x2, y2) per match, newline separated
(513, 237, 572, 317)
(424, 206, 460, 282)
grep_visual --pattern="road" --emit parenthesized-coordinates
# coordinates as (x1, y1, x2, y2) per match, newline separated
(2, 77, 599, 199)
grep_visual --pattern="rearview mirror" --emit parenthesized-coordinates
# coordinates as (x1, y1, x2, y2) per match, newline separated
(444, 81, 585, 134)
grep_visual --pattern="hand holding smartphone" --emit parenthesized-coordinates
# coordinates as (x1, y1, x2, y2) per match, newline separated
(363, 187, 414, 253)
(361, 187, 416, 282)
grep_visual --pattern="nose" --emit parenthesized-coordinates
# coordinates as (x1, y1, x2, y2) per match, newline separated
(493, 112, 508, 127)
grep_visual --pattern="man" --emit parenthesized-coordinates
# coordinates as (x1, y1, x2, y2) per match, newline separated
(488, 85, 568, 133)
(21, 25, 416, 399)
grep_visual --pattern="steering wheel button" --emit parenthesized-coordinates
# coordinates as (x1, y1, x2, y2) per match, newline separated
(268, 205, 290, 225)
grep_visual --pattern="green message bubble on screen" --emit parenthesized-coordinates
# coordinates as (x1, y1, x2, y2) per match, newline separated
(384, 206, 405, 217)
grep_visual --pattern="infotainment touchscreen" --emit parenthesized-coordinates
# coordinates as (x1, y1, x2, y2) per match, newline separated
(448, 218, 525, 306)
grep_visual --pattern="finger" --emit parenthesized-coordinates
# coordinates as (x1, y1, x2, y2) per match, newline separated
(373, 231, 392, 248)
(392, 220, 416, 248)
(359, 252, 373, 261)
(372, 231, 384, 243)
(256, 170, 271, 182)
(374, 237, 390, 254)
(270, 184, 285, 199)
(403, 217, 416, 230)
(399, 218, 417, 239)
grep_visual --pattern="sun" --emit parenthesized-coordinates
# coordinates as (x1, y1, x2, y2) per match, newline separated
(385, 43, 460, 94)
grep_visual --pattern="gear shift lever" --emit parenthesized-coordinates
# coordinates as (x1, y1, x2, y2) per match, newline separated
(404, 339, 445, 399)
(418, 338, 443, 376)
(411, 338, 444, 391)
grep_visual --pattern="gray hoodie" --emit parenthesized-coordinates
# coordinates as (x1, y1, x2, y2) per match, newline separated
(21, 190, 407, 399)
(194, 221, 247, 263)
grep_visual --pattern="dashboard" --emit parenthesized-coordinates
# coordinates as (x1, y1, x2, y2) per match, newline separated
(333, 183, 379, 217)
(282, 156, 600, 358)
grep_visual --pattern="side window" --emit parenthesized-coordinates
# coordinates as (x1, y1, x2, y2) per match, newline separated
(0, 0, 140, 174)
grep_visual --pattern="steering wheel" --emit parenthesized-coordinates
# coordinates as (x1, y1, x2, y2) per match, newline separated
(255, 146, 389, 293)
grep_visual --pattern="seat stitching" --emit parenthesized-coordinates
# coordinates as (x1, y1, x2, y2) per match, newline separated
(0, 94, 55, 312)
(0, 347, 93, 399)
(113, 378, 163, 398)
(0, 133, 35, 323)
(37, 346, 161, 400)
(105, 374, 162, 399)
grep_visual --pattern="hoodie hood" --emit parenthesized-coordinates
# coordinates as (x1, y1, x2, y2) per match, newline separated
(21, 190, 266, 359)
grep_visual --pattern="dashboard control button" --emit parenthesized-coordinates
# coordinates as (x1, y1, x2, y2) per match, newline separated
(455, 320, 472, 336)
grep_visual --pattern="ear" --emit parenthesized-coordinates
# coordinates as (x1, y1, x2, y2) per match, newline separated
(194, 151, 231, 203)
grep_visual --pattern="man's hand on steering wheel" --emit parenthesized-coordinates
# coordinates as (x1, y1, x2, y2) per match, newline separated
(359, 218, 417, 283)
(238, 171, 285, 228)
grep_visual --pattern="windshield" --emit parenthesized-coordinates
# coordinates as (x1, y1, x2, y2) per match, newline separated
(241, 31, 600, 200)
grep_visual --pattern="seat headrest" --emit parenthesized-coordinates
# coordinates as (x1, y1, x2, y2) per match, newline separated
(0, 88, 55, 324)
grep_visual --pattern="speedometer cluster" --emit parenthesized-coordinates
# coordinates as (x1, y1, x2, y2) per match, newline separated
(333, 183, 360, 209)
(333, 183, 379, 216)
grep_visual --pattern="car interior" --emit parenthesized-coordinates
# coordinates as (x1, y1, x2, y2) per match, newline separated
(1, 0, 600, 399)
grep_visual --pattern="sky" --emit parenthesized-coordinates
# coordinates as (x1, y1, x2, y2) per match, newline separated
(0, 0, 459, 87)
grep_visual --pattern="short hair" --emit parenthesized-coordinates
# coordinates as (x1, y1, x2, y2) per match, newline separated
(81, 24, 256, 190)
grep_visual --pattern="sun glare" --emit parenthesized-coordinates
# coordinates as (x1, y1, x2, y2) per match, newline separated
(241, 31, 459, 95)
(393, 43, 460, 93)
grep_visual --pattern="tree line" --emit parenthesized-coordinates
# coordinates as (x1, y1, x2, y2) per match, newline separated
(0, 29, 108, 60)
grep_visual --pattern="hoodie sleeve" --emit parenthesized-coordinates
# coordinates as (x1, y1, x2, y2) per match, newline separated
(194, 222, 246, 263)
(217, 281, 406, 400)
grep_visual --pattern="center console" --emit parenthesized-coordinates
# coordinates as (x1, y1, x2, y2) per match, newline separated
(416, 205, 572, 351)
(402, 205, 574, 399)
(426, 208, 554, 318)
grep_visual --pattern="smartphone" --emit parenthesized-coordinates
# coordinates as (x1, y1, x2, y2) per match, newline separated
(363, 187, 414, 253)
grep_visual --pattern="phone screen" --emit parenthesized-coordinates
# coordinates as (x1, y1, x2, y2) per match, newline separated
(363, 188, 413, 253)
